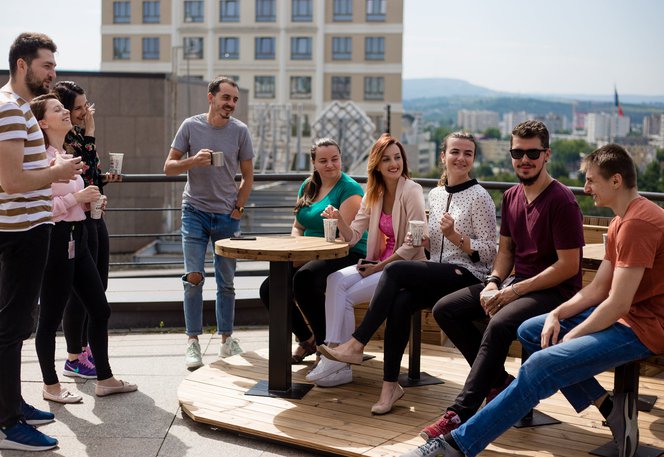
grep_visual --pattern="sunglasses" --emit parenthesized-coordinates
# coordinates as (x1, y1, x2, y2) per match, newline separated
(509, 148, 547, 160)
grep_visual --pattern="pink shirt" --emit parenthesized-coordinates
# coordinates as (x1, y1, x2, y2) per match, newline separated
(46, 146, 87, 223)
(378, 211, 395, 261)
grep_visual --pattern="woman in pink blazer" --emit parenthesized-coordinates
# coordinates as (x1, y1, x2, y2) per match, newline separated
(307, 133, 427, 387)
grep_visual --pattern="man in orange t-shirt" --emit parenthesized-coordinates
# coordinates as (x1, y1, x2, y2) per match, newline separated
(401, 144, 663, 457)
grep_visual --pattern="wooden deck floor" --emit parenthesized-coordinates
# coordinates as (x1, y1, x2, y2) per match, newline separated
(178, 342, 664, 456)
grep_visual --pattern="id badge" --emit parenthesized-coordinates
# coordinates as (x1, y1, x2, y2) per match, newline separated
(68, 239, 75, 259)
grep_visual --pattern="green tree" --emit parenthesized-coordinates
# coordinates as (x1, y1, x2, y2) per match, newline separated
(550, 139, 592, 166)
(483, 127, 501, 139)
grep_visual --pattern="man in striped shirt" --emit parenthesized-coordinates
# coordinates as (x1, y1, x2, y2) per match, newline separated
(0, 32, 83, 452)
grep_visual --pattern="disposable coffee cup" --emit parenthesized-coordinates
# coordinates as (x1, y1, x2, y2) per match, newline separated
(602, 233, 608, 249)
(211, 151, 224, 167)
(408, 220, 425, 246)
(91, 195, 105, 219)
(108, 153, 124, 174)
(481, 289, 499, 302)
(323, 219, 338, 242)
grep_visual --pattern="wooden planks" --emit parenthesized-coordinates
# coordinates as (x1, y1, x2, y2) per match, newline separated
(178, 342, 664, 457)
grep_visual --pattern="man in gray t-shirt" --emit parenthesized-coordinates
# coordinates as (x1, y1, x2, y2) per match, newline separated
(164, 76, 254, 369)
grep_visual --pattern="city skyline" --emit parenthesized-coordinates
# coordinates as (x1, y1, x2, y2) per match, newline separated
(1, 0, 663, 96)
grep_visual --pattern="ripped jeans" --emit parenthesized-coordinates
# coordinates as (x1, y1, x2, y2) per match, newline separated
(181, 203, 239, 336)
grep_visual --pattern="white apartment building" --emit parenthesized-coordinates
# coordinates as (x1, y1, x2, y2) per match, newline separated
(586, 112, 630, 144)
(457, 110, 500, 133)
(100, 0, 404, 145)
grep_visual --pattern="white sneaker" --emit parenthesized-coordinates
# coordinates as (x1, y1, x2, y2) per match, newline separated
(219, 336, 243, 358)
(315, 365, 353, 387)
(306, 355, 348, 382)
(185, 340, 203, 369)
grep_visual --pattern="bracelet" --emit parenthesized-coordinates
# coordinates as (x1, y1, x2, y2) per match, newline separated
(458, 235, 465, 249)
(483, 275, 501, 286)
(512, 283, 523, 297)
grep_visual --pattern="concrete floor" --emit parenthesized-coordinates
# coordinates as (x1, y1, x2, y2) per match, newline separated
(10, 327, 320, 457)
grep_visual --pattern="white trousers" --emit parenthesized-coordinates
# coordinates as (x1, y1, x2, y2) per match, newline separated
(324, 264, 383, 344)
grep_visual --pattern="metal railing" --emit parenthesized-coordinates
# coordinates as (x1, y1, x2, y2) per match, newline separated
(107, 173, 664, 269)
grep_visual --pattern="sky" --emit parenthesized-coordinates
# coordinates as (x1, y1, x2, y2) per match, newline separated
(1, 0, 663, 96)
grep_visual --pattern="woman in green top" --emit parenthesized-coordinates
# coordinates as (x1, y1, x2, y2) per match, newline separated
(260, 138, 367, 363)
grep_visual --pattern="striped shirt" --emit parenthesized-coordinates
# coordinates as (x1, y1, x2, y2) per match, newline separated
(0, 90, 53, 231)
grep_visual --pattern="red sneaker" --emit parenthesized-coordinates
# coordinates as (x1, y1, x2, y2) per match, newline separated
(419, 410, 461, 440)
(486, 374, 515, 405)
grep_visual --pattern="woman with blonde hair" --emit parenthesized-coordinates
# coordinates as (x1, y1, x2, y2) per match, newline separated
(319, 131, 497, 414)
(305, 133, 426, 387)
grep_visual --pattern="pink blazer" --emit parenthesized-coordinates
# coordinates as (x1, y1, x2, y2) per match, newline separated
(346, 176, 427, 261)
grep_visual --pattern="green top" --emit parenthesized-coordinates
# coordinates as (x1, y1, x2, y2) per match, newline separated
(295, 172, 367, 256)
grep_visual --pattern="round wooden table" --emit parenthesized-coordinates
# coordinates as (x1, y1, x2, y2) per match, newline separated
(216, 235, 348, 398)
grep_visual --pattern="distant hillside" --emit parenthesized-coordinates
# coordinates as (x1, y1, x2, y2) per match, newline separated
(403, 78, 499, 99)
(403, 78, 664, 105)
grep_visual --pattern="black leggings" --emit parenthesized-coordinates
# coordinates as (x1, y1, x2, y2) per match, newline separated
(352, 261, 480, 382)
(260, 252, 362, 346)
(62, 215, 110, 353)
(35, 221, 112, 385)
(433, 282, 565, 422)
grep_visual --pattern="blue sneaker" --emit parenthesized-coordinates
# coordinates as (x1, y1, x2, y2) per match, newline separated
(0, 421, 58, 451)
(20, 400, 55, 426)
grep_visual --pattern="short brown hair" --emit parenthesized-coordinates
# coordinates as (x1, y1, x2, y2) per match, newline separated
(8, 32, 57, 77)
(208, 75, 238, 95)
(581, 144, 637, 189)
(511, 120, 549, 149)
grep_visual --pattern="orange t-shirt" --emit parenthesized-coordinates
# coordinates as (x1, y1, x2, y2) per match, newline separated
(606, 197, 664, 354)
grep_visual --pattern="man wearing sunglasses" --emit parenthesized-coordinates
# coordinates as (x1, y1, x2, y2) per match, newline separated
(412, 120, 585, 453)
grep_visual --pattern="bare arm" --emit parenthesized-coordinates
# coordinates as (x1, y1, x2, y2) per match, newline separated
(488, 235, 516, 284)
(163, 147, 212, 175)
(512, 247, 580, 297)
(231, 159, 253, 220)
(0, 139, 82, 194)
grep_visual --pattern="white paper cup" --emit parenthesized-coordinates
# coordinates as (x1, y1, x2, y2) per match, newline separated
(481, 289, 499, 302)
(108, 153, 124, 174)
(408, 220, 425, 246)
(91, 195, 105, 219)
(602, 233, 608, 248)
(323, 219, 338, 242)
(211, 151, 224, 167)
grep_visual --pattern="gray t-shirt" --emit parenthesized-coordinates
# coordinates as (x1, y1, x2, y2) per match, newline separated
(171, 114, 254, 214)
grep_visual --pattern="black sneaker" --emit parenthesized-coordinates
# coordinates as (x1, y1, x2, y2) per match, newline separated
(21, 400, 55, 426)
(0, 420, 58, 451)
(605, 392, 638, 457)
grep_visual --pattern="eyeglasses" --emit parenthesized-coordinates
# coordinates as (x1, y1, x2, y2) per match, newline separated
(509, 148, 547, 160)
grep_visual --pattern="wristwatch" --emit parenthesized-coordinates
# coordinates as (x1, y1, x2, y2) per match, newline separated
(234, 206, 244, 214)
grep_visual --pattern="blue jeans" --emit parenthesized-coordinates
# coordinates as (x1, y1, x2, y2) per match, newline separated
(181, 203, 240, 336)
(451, 309, 653, 457)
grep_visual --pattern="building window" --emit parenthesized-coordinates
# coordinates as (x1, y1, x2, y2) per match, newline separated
(219, 37, 239, 59)
(220, 0, 239, 21)
(184, 1, 204, 22)
(255, 37, 275, 59)
(290, 76, 311, 99)
(364, 76, 384, 100)
(183, 37, 204, 59)
(142, 37, 160, 59)
(113, 1, 131, 23)
(333, 0, 352, 21)
(332, 37, 351, 60)
(331, 76, 351, 100)
(365, 37, 384, 60)
(366, 0, 385, 21)
(292, 0, 312, 22)
(255, 76, 275, 98)
(113, 37, 130, 59)
(256, 0, 275, 22)
(142, 1, 160, 22)
(290, 37, 312, 60)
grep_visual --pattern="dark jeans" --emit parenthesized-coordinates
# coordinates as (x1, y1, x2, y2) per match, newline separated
(62, 214, 109, 352)
(36, 221, 112, 385)
(0, 224, 51, 428)
(260, 252, 362, 346)
(353, 261, 480, 382)
(433, 282, 565, 422)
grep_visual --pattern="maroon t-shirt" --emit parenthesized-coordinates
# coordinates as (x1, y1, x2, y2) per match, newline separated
(500, 180, 584, 300)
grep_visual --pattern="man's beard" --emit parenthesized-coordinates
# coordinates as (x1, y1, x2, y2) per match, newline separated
(517, 168, 542, 186)
(25, 66, 50, 97)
